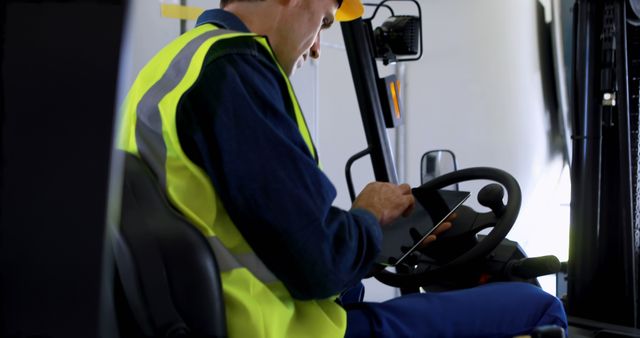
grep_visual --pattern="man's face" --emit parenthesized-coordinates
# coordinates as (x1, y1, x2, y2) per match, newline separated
(275, 0, 338, 76)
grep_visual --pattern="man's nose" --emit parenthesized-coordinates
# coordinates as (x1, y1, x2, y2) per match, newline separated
(309, 33, 321, 59)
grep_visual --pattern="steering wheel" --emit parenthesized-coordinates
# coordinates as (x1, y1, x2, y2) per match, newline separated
(374, 167, 522, 289)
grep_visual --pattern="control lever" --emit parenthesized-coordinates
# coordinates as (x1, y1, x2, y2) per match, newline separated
(505, 255, 561, 280)
(478, 183, 506, 217)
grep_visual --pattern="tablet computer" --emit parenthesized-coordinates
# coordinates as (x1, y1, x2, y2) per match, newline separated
(376, 187, 471, 266)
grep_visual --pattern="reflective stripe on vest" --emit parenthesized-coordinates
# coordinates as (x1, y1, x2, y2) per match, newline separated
(208, 236, 278, 284)
(134, 28, 231, 189)
(118, 24, 345, 338)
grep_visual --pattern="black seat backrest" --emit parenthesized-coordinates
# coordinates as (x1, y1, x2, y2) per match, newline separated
(113, 151, 227, 338)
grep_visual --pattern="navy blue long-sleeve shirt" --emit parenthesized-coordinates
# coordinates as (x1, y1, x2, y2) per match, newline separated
(175, 9, 382, 300)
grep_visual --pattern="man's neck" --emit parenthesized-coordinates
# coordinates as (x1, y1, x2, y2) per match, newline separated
(222, 2, 282, 38)
(221, 1, 293, 76)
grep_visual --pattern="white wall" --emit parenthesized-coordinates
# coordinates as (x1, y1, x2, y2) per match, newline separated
(118, 1, 181, 105)
(406, 0, 569, 294)
(404, 1, 568, 237)
(120, 0, 570, 301)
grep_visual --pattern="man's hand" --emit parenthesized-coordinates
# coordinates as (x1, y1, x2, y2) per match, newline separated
(417, 212, 457, 248)
(351, 182, 415, 226)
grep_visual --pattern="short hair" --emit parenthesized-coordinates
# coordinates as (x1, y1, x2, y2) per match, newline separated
(220, 0, 265, 8)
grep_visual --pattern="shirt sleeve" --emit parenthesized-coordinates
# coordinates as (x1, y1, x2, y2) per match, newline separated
(176, 42, 383, 300)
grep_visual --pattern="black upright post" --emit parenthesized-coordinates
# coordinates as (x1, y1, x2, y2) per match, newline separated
(569, 0, 638, 328)
(569, 0, 604, 320)
(341, 19, 398, 184)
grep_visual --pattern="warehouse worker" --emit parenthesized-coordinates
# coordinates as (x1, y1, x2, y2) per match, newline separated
(118, 0, 568, 336)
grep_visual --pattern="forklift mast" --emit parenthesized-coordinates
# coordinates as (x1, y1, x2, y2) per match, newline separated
(569, 0, 640, 330)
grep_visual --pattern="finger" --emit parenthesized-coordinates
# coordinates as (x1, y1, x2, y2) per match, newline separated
(435, 221, 452, 234)
(446, 212, 458, 221)
(419, 234, 437, 248)
(401, 195, 415, 217)
(398, 183, 412, 194)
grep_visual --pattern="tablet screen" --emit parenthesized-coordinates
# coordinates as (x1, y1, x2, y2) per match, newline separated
(377, 188, 470, 266)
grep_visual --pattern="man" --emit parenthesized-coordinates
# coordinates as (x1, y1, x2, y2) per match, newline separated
(119, 0, 568, 336)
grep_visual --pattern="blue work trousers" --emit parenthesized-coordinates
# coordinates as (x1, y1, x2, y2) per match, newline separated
(343, 282, 568, 338)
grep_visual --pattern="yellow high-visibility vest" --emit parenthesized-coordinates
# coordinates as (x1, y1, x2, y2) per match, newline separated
(118, 24, 345, 338)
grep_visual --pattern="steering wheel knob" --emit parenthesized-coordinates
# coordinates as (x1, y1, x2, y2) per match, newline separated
(478, 183, 506, 217)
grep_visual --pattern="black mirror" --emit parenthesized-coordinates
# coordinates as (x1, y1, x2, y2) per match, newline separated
(420, 149, 459, 191)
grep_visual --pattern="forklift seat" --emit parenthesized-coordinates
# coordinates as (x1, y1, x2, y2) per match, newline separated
(113, 151, 227, 337)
